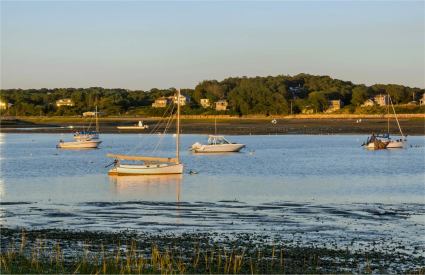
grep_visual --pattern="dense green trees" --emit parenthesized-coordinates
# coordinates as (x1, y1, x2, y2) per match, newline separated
(1, 74, 423, 116)
(227, 79, 289, 115)
(351, 86, 370, 106)
(308, 91, 328, 112)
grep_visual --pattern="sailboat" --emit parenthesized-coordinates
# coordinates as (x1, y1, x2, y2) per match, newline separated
(107, 90, 183, 175)
(74, 106, 100, 140)
(364, 94, 406, 150)
(191, 117, 245, 153)
(57, 106, 102, 149)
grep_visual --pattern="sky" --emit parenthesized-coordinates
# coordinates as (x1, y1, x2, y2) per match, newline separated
(1, 1, 424, 90)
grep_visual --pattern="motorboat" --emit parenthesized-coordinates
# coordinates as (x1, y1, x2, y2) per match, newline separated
(191, 135, 245, 153)
(117, 121, 149, 130)
(107, 89, 184, 176)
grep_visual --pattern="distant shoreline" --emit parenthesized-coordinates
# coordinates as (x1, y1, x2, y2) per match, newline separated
(1, 115, 424, 135)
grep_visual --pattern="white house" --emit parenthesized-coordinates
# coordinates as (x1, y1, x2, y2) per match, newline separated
(200, 98, 211, 108)
(215, 100, 228, 111)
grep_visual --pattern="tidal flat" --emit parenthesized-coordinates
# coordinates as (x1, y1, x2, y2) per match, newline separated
(2, 117, 425, 135)
(1, 134, 424, 273)
(1, 228, 424, 274)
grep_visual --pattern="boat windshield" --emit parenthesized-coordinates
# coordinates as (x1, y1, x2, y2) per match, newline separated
(377, 133, 390, 138)
(207, 135, 230, 145)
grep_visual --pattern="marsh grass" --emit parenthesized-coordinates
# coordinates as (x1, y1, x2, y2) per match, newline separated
(1, 229, 424, 274)
(0, 234, 316, 274)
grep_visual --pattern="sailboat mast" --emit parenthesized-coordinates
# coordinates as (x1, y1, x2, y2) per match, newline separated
(176, 89, 180, 163)
(389, 94, 405, 137)
(95, 106, 99, 132)
(214, 117, 217, 135)
(387, 100, 389, 134)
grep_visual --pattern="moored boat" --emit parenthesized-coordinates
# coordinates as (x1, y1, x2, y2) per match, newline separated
(74, 106, 100, 140)
(117, 121, 149, 130)
(191, 117, 245, 153)
(107, 89, 183, 176)
(191, 135, 245, 153)
(363, 94, 406, 150)
(58, 106, 102, 149)
(57, 139, 102, 149)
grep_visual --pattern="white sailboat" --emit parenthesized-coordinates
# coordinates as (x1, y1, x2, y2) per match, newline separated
(191, 117, 245, 153)
(57, 106, 102, 149)
(74, 106, 100, 140)
(364, 94, 406, 150)
(107, 90, 183, 176)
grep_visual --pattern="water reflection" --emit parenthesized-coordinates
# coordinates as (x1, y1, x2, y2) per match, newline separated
(109, 175, 182, 202)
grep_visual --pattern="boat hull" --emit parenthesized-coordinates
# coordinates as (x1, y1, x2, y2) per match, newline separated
(57, 140, 102, 149)
(386, 140, 404, 148)
(193, 143, 245, 153)
(109, 163, 183, 176)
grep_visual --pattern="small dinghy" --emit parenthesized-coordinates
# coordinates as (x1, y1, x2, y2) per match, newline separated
(117, 121, 149, 130)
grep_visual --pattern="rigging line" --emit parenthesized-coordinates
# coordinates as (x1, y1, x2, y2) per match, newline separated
(151, 103, 175, 154)
(151, 114, 174, 155)
(150, 102, 176, 154)
(146, 102, 174, 135)
(126, 101, 175, 155)
(152, 109, 175, 154)
(389, 95, 405, 137)
(84, 115, 93, 132)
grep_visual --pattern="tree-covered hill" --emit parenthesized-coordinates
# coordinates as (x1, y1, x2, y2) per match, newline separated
(1, 74, 424, 116)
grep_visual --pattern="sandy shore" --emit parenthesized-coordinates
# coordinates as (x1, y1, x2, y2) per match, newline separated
(1, 116, 424, 135)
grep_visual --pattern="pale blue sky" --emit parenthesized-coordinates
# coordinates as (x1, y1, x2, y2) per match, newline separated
(1, 1, 424, 89)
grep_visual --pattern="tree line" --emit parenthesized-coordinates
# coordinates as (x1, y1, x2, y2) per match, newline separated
(1, 74, 424, 116)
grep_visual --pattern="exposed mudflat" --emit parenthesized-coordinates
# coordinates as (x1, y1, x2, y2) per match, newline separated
(1, 118, 424, 135)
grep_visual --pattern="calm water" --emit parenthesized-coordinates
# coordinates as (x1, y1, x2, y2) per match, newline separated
(1, 133, 424, 254)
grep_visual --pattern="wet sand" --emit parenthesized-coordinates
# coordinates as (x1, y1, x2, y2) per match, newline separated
(1, 117, 424, 135)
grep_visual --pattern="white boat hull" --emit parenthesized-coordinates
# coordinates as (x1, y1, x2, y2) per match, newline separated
(57, 140, 102, 149)
(366, 140, 404, 149)
(386, 140, 405, 148)
(109, 163, 183, 176)
(193, 143, 245, 153)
